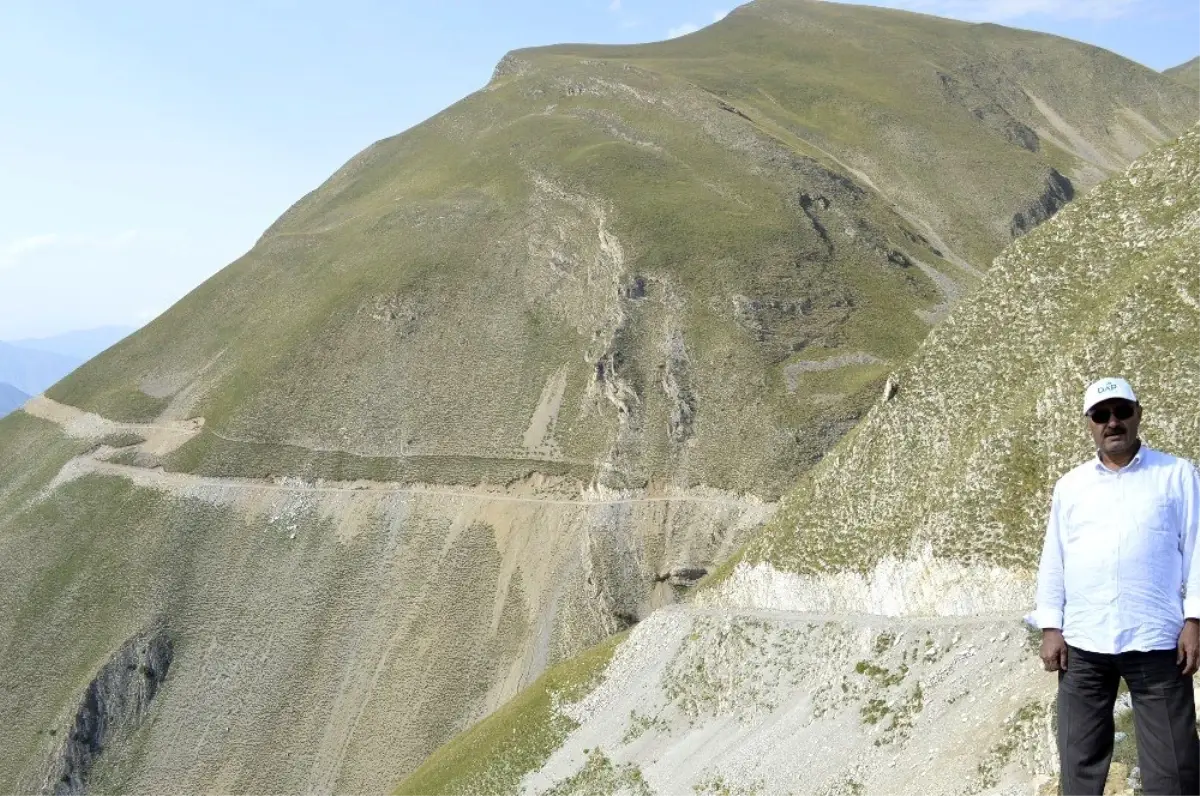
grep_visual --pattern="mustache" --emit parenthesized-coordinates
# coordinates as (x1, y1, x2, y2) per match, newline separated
(1103, 426, 1127, 436)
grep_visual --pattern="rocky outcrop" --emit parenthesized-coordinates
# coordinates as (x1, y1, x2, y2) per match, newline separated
(1010, 169, 1074, 237)
(936, 71, 1040, 153)
(43, 626, 172, 795)
(660, 329, 696, 446)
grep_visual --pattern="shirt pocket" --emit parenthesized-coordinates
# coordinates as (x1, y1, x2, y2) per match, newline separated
(1120, 494, 1179, 576)
(1136, 496, 1178, 538)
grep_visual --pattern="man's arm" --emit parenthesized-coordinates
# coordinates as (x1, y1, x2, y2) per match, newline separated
(1177, 463, 1200, 675)
(1035, 484, 1068, 671)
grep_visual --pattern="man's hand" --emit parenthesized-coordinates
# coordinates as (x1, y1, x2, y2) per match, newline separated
(1177, 619, 1200, 676)
(1040, 628, 1068, 672)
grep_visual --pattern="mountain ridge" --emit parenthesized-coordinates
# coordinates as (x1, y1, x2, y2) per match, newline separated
(0, 341, 81, 396)
(1165, 56, 1199, 88)
(9, 325, 135, 361)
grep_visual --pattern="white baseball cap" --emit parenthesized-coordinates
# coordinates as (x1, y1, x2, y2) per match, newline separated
(1082, 377, 1138, 415)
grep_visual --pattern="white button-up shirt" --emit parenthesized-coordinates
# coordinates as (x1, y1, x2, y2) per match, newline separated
(1034, 445, 1200, 654)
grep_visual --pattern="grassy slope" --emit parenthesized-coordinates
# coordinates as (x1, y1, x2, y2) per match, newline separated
(0, 406, 748, 792)
(1165, 56, 1200, 89)
(46, 1, 1197, 499)
(746, 125, 1200, 576)
(0, 417, 534, 791)
(395, 632, 625, 796)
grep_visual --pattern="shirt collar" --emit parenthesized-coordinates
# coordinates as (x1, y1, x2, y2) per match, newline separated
(1094, 441, 1149, 473)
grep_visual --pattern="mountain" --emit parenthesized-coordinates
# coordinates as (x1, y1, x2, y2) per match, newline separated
(10, 326, 136, 361)
(0, 1, 1196, 792)
(397, 125, 1200, 796)
(0, 341, 81, 396)
(0, 383, 28, 418)
(0, 327, 133, 397)
(1165, 56, 1199, 88)
(44, 0, 1196, 498)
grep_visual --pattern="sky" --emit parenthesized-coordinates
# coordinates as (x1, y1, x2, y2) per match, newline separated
(1, 0, 1196, 340)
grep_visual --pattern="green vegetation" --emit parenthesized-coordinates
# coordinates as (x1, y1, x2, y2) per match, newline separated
(394, 632, 625, 796)
(621, 710, 671, 744)
(693, 772, 764, 795)
(543, 748, 652, 796)
(0, 474, 180, 788)
(854, 660, 908, 687)
(167, 430, 594, 485)
(1113, 699, 1138, 770)
(747, 126, 1200, 576)
(96, 431, 146, 449)
(860, 697, 890, 725)
(977, 701, 1050, 790)
(0, 412, 89, 520)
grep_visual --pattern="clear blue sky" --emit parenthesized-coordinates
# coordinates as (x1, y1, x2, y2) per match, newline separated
(1, 0, 1196, 339)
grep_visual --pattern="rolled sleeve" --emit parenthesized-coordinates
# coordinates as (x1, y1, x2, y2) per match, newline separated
(1033, 606, 1064, 630)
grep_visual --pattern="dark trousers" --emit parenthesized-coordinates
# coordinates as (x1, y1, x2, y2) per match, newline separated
(1059, 644, 1200, 795)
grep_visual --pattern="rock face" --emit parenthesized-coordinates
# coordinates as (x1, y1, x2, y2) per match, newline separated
(43, 626, 172, 795)
(0, 3, 1196, 793)
(1010, 169, 1075, 237)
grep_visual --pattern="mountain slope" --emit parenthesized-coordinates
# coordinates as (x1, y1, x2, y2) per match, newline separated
(735, 124, 1200, 589)
(0, 341, 81, 396)
(1, 2, 1196, 792)
(395, 125, 1200, 796)
(46, 0, 1195, 499)
(11, 326, 135, 361)
(1165, 56, 1199, 88)
(0, 383, 28, 418)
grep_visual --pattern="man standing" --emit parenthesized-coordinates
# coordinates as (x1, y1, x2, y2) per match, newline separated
(1035, 377, 1200, 795)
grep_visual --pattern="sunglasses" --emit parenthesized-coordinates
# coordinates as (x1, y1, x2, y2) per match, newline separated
(1088, 404, 1135, 425)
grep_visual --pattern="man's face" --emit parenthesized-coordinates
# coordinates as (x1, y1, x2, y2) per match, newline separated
(1087, 398, 1141, 458)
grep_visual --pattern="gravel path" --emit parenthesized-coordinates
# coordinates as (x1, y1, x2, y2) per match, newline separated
(27, 396, 774, 510)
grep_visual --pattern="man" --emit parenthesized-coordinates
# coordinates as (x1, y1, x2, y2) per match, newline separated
(1034, 377, 1200, 795)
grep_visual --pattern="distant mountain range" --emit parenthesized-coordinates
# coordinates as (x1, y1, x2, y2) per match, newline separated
(0, 383, 28, 418)
(8, 325, 134, 361)
(0, 326, 133, 396)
